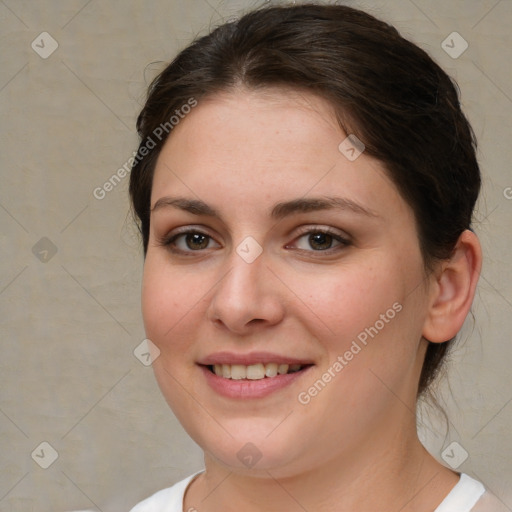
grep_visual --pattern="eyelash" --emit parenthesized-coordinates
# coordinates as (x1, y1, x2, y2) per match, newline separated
(157, 226, 351, 256)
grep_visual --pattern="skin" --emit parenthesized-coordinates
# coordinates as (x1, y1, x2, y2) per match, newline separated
(141, 88, 482, 512)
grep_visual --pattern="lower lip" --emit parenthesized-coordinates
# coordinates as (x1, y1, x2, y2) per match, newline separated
(199, 365, 311, 399)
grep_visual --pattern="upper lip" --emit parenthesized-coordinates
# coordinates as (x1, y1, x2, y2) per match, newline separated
(198, 351, 314, 366)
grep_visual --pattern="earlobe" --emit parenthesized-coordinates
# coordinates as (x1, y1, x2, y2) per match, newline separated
(422, 229, 482, 344)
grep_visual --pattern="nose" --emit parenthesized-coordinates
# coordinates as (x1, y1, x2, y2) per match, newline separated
(207, 250, 285, 335)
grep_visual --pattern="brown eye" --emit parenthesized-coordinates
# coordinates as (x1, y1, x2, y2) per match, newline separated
(308, 232, 334, 250)
(290, 229, 349, 252)
(160, 230, 220, 254)
(184, 233, 210, 250)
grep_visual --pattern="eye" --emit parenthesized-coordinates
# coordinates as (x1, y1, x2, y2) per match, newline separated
(288, 228, 350, 252)
(159, 230, 220, 253)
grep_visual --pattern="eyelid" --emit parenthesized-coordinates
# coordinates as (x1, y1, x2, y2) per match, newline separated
(291, 225, 351, 242)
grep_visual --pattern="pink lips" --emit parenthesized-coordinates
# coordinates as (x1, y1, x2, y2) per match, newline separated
(198, 351, 312, 367)
(197, 351, 313, 399)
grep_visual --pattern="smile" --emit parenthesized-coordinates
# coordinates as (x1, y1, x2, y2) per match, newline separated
(209, 363, 306, 380)
(198, 352, 313, 398)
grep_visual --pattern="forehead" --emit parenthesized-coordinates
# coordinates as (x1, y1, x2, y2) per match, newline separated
(151, 88, 407, 223)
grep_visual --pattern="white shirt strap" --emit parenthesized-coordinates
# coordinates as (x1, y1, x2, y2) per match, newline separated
(434, 473, 486, 512)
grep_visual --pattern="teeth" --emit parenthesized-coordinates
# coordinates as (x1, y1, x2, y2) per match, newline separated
(230, 364, 246, 380)
(222, 364, 231, 378)
(265, 363, 278, 377)
(278, 364, 289, 375)
(211, 362, 305, 380)
(247, 363, 265, 380)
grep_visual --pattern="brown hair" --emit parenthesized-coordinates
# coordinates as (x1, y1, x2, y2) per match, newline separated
(129, 4, 480, 396)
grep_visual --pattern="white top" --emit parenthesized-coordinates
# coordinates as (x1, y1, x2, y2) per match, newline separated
(129, 472, 505, 512)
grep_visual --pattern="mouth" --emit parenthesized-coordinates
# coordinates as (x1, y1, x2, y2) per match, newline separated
(197, 352, 314, 398)
(206, 362, 310, 380)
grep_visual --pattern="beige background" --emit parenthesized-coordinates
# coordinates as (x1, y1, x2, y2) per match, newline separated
(0, 0, 511, 511)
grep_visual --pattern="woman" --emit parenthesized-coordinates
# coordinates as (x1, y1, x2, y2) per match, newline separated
(128, 4, 502, 511)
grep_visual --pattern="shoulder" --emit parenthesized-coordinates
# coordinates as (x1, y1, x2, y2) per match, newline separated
(130, 472, 202, 512)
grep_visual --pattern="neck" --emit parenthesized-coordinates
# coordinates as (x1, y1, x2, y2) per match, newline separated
(184, 415, 458, 512)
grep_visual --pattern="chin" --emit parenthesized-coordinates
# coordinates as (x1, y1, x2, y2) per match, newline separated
(188, 419, 313, 476)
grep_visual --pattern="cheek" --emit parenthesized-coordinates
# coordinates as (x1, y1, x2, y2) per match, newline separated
(299, 263, 397, 341)
(141, 254, 203, 350)
(299, 259, 422, 384)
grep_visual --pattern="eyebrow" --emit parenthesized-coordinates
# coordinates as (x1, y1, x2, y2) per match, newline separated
(151, 196, 379, 220)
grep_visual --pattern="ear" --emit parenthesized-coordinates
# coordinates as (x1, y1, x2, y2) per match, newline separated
(422, 229, 482, 343)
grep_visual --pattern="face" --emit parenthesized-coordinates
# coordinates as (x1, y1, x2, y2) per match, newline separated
(142, 89, 432, 477)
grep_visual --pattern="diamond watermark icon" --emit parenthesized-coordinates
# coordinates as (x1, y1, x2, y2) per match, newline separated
(441, 32, 468, 59)
(134, 338, 161, 366)
(338, 134, 365, 161)
(441, 441, 468, 469)
(237, 442, 262, 468)
(32, 237, 58, 263)
(31, 32, 59, 59)
(31, 441, 59, 469)
(236, 236, 263, 264)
